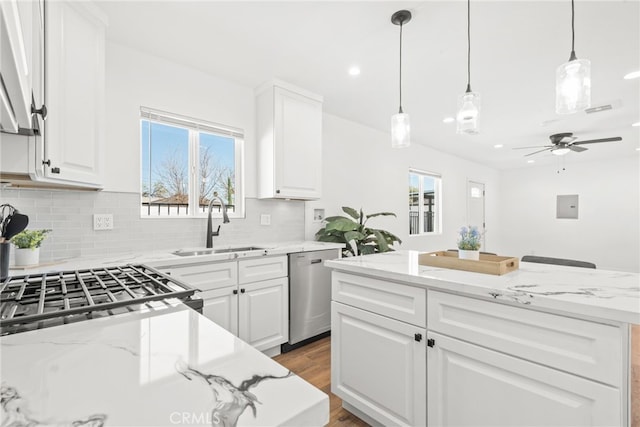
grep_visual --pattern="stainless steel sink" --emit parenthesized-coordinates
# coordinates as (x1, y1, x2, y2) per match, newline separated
(172, 247, 265, 257)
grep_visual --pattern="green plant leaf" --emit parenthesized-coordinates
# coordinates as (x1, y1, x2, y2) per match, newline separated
(359, 244, 375, 255)
(325, 217, 359, 232)
(323, 215, 349, 223)
(373, 230, 389, 252)
(365, 212, 397, 219)
(344, 230, 365, 244)
(342, 207, 360, 220)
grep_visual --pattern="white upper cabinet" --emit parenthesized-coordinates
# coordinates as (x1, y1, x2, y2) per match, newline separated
(44, 0, 106, 187)
(256, 80, 322, 200)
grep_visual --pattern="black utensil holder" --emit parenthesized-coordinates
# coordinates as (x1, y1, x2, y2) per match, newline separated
(0, 242, 10, 280)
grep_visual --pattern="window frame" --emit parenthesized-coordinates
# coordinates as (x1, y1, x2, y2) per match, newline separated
(408, 168, 442, 236)
(139, 107, 245, 219)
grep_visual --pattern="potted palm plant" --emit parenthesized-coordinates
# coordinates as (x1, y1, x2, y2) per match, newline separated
(10, 229, 51, 266)
(315, 207, 401, 257)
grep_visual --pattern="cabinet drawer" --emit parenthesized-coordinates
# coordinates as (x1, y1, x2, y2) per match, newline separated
(163, 261, 238, 291)
(332, 272, 426, 328)
(427, 290, 623, 387)
(238, 255, 287, 284)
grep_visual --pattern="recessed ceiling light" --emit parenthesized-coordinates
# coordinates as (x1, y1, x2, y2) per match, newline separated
(348, 66, 361, 76)
(527, 159, 535, 164)
(624, 70, 640, 80)
(443, 117, 455, 124)
(494, 144, 503, 148)
(636, 147, 640, 151)
(632, 122, 640, 127)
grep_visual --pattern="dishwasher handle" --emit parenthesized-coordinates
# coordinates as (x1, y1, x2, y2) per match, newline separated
(310, 259, 322, 264)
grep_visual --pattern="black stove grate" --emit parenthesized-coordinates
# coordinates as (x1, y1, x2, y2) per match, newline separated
(0, 264, 197, 329)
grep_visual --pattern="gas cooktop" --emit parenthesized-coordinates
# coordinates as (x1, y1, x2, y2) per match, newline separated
(0, 264, 201, 335)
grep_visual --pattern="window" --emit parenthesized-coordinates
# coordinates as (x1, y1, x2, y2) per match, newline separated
(140, 108, 244, 218)
(409, 169, 441, 235)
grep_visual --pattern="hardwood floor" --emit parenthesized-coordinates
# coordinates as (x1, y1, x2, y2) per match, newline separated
(274, 336, 369, 427)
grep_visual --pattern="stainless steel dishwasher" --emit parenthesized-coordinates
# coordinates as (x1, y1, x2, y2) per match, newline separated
(284, 249, 340, 351)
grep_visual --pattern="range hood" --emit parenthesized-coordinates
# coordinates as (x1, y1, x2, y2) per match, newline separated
(0, 0, 37, 135)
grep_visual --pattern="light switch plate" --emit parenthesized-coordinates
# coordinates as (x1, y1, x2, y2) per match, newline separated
(93, 214, 113, 230)
(260, 214, 271, 226)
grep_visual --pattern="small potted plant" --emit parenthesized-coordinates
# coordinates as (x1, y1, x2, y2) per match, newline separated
(457, 225, 482, 260)
(10, 229, 51, 266)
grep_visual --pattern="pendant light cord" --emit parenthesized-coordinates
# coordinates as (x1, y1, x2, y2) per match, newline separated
(466, 0, 472, 93)
(569, 0, 577, 61)
(399, 22, 404, 113)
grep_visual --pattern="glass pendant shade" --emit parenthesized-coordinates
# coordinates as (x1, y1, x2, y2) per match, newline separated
(391, 112, 411, 148)
(555, 58, 591, 114)
(552, 147, 571, 156)
(456, 91, 480, 135)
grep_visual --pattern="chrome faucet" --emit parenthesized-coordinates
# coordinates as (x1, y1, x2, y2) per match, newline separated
(206, 192, 230, 248)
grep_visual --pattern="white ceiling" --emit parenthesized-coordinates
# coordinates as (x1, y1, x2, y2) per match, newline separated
(96, 0, 640, 170)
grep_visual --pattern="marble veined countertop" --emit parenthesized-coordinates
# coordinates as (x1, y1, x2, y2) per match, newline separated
(9, 241, 344, 275)
(325, 250, 640, 325)
(0, 301, 328, 427)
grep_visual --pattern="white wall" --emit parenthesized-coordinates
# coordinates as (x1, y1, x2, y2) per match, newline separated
(104, 41, 257, 196)
(494, 157, 640, 272)
(304, 114, 501, 253)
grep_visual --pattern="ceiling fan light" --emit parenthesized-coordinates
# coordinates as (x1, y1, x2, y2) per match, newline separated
(391, 112, 411, 148)
(556, 58, 591, 114)
(456, 91, 480, 135)
(552, 147, 571, 156)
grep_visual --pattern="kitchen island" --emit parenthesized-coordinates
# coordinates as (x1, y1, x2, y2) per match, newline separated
(0, 301, 328, 426)
(326, 250, 639, 427)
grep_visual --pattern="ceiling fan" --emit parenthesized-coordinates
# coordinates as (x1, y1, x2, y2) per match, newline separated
(514, 132, 622, 157)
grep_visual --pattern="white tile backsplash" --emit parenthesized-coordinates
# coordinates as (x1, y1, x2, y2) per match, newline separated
(0, 189, 305, 262)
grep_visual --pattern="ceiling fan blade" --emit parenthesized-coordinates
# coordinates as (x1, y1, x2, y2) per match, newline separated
(513, 145, 553, 150)
(524, 147, 552, 157)
(560, 136, 578, 144)
(569, 145, 588, 152)
(572, 137, 622, 145)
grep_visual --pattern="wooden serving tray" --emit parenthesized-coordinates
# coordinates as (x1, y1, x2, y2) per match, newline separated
(418, 251, 519, 275)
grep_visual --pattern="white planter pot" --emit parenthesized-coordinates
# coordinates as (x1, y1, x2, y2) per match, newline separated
(458, 249, 480, 261)
(14, 247, 39, 266)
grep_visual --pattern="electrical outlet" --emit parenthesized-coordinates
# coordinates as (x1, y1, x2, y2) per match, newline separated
(93, 214, 113, 230)
(260, 214, 271, 226)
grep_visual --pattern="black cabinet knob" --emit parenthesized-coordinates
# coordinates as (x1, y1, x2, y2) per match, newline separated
(240, 288, 246, 294)
(51, 167, 60, 174)
(233, 289, 238, 295)
(427, 338, 435, 348)
(414, 333, 422, 342)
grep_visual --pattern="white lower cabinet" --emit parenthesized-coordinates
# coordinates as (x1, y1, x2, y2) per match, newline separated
(156, 256, 288, 353)
(239, 277, 288, 351)
(331, 301, 426, 427)
(201, 286, 238, 335)
(427, 331, 620, 427)
(330, 272, 626, 427)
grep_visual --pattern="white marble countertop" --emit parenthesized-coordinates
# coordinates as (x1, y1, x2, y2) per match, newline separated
(9, 241, 344, 275)
(325, 250, 640, 325)
(0, 301, 328, 426)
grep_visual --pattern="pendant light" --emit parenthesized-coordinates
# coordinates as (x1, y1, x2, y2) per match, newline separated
(556, 0, 591, 114)
(391, 10, 412, 148)
(457, 0, 480, 135)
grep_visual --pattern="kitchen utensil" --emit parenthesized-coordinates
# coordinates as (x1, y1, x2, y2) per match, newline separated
(0, 204, 16, 237)
(3, 213, 29, 241)
(0, 242, 9, 280)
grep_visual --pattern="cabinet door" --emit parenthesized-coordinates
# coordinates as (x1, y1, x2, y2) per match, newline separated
(238, 255, 287, 284)
(331, 301, 426, 427)
(45, 1, 105, 186)
(201, 287, 238, 336)
(273, 87, 322, 199)
(427, 332, 620, 427)
(238, 277, 288, 351)
(0, 0, 34, 131)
